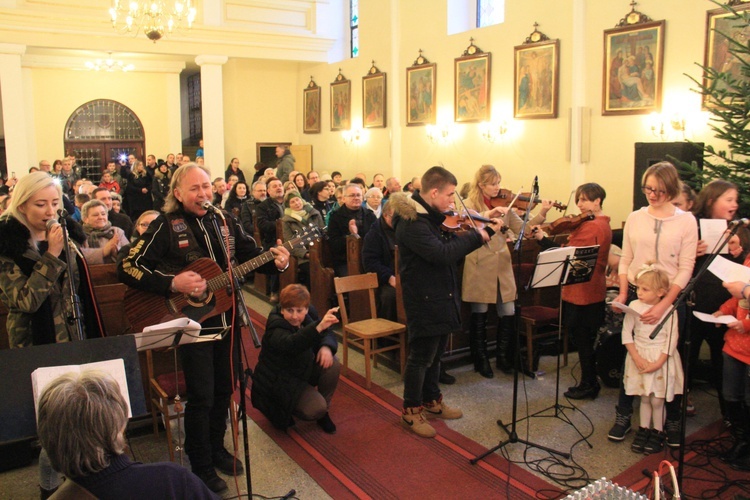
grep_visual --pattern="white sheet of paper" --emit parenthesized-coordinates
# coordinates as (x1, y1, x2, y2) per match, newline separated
(708, 255, 750, 283)
(136, 318, 204, 350)
(692, 311, 738, 325)
(700, 219, 729, 254)
(611, 302, 641, 317)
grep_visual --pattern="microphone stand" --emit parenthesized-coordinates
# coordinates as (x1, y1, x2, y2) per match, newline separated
(471, 178, 569, 465)
(207, 211, 254, 495)
(646, 222, 743, 492)
(59, 214, 85, 341)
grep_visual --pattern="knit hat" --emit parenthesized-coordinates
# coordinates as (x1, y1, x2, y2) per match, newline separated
(284, 191, 303, 208)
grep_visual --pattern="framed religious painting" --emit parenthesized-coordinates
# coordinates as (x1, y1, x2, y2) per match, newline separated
(330, 71, 351, 131)
(303, 79, 321, 134)
(514, 30, 559, 119)
(602, 18, 665, 116)
(454, 40, 491, 122)
(362, 63, 387, 128)
(406, 53, 436, 126)
(702, 4, 750, 108)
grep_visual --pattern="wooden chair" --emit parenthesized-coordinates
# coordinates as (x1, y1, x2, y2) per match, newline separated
(334, 272, 407, 389)
(145, 349, 186, 462)
(518, 263, 568, 373)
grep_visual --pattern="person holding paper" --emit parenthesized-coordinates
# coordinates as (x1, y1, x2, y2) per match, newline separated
(622, 265, 683, 455)
(609, 162, 697, 447)
(688, 180, 743, 420)
(37, 371, 218, 499)
(118, 164, 290, 494)
(251, 284, 341, 433)
(461, 164, 550, 378)
(532, 183, 612, 400)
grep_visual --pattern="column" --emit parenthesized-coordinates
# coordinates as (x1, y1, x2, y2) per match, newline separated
(165, 71, 182, 159)
(569, 0, 587, 189)
(195, 55, 228, 180)
(0, 44, 29, 174)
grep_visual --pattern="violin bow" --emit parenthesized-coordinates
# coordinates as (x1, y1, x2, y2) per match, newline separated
(505, 187, 523, 212)
(455, 194, 492, 248)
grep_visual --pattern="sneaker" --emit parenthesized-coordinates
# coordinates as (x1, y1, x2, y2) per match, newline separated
(686, 396, 696, 417)
(608, 407, 632, 441)
(423, 396, 463, 419)
(194, 468, 229, 493)
(212, 448, 244, 476)
(643, 429, 666, 454)
(317, 412, 337, 434)
(401, 406, 436, 438)
(664, 419, 681, 448)
(631, 426, 650, 453)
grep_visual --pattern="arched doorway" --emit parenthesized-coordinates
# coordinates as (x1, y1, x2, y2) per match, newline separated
(64, 99, 145, 183)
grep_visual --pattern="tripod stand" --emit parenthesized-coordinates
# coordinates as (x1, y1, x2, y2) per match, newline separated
(471, 177, 570, 464)
(523, 247, 600, 448)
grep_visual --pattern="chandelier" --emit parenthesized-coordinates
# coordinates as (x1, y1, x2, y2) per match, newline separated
(85, 53, 135, 72)
(109, 0, 197, 42)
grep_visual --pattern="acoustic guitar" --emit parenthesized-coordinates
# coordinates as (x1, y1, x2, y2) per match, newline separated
(125, 225, 323, 333)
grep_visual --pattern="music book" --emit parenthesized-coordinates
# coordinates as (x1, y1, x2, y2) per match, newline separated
(31, 358, 132, 418)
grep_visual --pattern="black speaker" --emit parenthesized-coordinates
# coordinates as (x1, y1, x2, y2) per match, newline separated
(633, 142, 703, 211)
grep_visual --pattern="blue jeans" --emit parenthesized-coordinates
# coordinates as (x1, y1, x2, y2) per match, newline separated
(722, 352, 750, 405)
(403, 335, 447, 408)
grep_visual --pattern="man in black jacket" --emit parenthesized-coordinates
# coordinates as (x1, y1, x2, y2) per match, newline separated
(390, 166, 501, 438)
(327, 183, 377, 277)
(255, 177, 285, 302)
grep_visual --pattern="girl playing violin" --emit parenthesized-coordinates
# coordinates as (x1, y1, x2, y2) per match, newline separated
(461, 164, 552, 378)
(531, 183, 612, 399)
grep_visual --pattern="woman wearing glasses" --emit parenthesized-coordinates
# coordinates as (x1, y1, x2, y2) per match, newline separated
(116, 210, 160, 265)
(609, 161, 698, 448)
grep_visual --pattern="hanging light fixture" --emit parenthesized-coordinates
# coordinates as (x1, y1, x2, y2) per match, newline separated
(109, 0, 197, 42)
(85, 53, 135, 72)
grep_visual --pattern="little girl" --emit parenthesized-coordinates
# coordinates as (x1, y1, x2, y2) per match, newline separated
(622, 264, 684, 454)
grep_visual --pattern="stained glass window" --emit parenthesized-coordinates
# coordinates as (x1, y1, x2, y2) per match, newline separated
(64, 99, 144, 141)
(350, 0, 359, 58)
(477, 0, 503, 28)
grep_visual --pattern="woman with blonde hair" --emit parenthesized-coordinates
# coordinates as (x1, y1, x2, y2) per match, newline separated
(461, 164, 551, 378)
(124, 160, 153, 221)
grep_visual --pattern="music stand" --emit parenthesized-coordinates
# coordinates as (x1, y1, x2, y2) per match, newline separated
(523, 245, 599, 448)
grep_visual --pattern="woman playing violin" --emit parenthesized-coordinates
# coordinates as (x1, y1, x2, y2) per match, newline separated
(531, 183, 612, 399)
(461, 164, 552, 378)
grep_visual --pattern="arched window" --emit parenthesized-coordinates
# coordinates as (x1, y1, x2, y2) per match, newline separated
(64, 99, 145, 182)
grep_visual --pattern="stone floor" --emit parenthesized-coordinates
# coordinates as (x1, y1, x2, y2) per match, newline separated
(0, 290, 723, 499)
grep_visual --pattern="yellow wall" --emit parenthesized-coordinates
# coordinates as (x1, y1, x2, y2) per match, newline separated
(31, 68, 174, 163)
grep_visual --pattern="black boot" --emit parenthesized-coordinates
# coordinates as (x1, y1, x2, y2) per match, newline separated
(439, 364, 456, 385)
(724, 401, 750, 464)
(495, 315, 515, 374)
(469, 312, 493, 378)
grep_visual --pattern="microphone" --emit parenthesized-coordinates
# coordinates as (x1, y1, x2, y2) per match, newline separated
(729, 218, 750, 228)
(200, 201, 225, 219)
(46, 218, 60, 232)
(532, 176, 539, 197)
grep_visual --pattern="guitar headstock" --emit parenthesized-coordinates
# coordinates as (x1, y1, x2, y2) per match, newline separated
(288, 224, 325, 250)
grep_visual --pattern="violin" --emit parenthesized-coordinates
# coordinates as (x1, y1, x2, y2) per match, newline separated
(532, 211, 596, 236)
(489, 188, 567, 212)
(442, 210, 508, 233)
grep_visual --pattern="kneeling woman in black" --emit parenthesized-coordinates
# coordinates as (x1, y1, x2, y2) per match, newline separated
(252, 284, 341, 433)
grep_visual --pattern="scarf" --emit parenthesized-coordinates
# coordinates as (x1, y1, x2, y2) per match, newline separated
(83, 222, 115, 249)
(284, 207, 309, 222)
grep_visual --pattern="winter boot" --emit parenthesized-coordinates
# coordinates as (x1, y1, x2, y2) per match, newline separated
(469, 312, 493, 378)
(608, 405, 633, 441)
(495, 315, 515, 374)
(401, 406, 436, 438)
(724, 401, 750, 464)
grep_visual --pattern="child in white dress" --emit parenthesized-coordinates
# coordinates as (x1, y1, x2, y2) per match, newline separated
(622, 264, 684, 454)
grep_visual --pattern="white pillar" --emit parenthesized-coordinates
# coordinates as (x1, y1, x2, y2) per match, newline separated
(0, 44, 29, 175)
(195, 55, 228, 180)
(389, 0, 402, 180)
(569, 0, 587, 190)
(165, 71, 182, 158)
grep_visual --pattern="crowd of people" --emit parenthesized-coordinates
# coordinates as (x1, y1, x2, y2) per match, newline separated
(4, 150, 750, 496)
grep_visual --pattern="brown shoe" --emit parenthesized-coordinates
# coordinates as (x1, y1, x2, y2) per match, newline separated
(401, 406, 436, 438)
(423, 396, 463, 420)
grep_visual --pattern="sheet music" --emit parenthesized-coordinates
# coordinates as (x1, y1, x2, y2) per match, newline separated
(708, 255, 750, 283)
(611, 302, 642, 318)
(135, 318, 205, 350)
(692, 311, 737, 325)
(531, 246, 575, 288)
(700, 219, 729, 254)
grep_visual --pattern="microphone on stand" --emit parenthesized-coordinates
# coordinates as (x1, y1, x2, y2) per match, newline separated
(200, 201, 226, 219)
(729, 218, 750, 228)
(57, 208, 68, 218)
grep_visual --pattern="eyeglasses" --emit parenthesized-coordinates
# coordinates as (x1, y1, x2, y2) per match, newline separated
(641, 185, 667, 197)
(137, 222, 150, 228)
(346, 194, 362, 199)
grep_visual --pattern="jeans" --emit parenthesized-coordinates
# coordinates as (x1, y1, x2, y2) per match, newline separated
(179, 330, 238, 472)
(722, 352, 750, 405)
(403, 335, 447, 408)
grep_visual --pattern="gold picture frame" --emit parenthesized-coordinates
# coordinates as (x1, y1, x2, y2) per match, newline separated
(454, 43, 491, 123)
(514, 39, 560, 119)
(363, 63, 387, 128)
(406, 52, 436, 126)
(303, 78, 321, 134)
(702, 4, 750, 108)
(330, 70, 351, 131)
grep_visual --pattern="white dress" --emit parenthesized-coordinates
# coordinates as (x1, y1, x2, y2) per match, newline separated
(621, 300, 684, 401)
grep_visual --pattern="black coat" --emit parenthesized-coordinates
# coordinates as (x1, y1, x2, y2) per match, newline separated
(255, 197, 284, 250)
(390, 191, 483, 339)
(251, 307, 337, 429)
(327, 205, 377, 266)
(362, 217, 395, 286)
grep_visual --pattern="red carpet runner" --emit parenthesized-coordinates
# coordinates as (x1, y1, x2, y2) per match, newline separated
(241, 310, 563, 499)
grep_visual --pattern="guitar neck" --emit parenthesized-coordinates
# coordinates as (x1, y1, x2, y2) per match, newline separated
(206, 239, 297, 291)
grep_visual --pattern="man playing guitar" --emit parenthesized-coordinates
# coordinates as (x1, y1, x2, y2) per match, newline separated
(119, 163, 290, 494)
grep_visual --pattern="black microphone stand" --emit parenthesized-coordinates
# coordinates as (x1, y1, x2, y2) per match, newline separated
(59, 213, 85, 341)
(207, 211, 254, 495)
(646, 222, 743, 492)
(471, 178, 569, 464)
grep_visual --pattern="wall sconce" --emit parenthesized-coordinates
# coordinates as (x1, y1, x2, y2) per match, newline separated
(480, 121, 508, 143)
(648, 112, 687, 141)
(426, 124, 451, 144)
(342, 129, 362, 145)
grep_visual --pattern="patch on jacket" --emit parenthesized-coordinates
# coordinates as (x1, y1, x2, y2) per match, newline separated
(171, 218, 187, 232)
